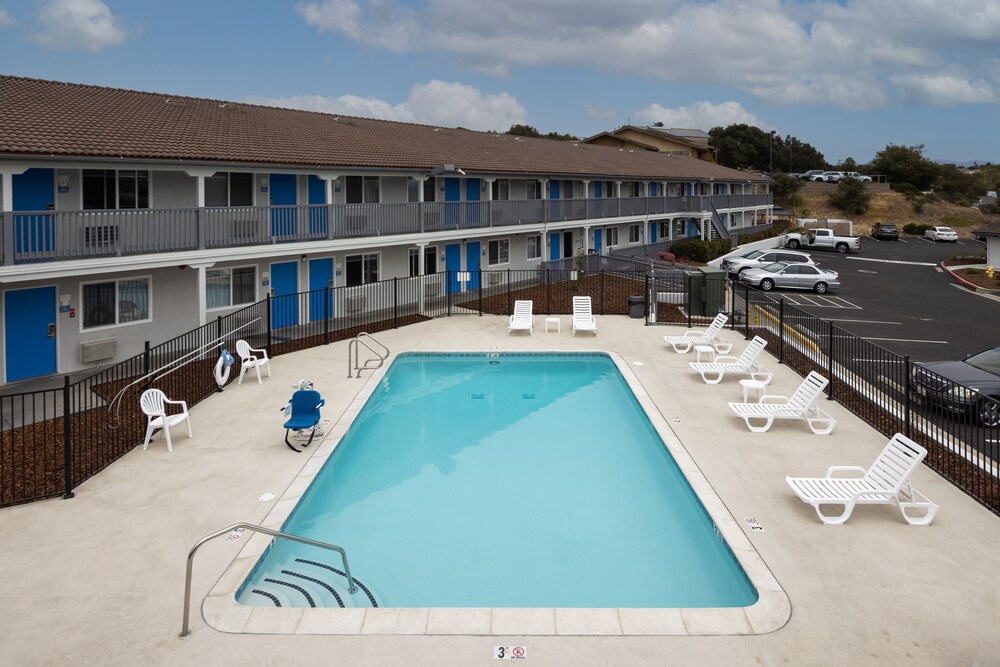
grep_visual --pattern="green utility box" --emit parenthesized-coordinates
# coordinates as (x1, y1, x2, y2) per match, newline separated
(685, 267, 726, 316)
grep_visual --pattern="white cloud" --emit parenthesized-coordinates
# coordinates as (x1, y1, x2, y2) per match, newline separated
(633, 101, 767, 132)
(295, 0, 1000, 111)
(247, 80, 528, 131)
(33, 0, 132, 52)
(0, 9, 14, 27)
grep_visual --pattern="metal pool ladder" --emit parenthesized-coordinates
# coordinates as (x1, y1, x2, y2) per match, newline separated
(180, 522, 357, 637)
(348, 332, 389, 378)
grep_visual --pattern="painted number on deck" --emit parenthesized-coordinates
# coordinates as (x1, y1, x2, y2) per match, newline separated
(495, 645, 526, 660)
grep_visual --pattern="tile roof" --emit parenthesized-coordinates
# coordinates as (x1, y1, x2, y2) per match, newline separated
(0, 76, 767, 183)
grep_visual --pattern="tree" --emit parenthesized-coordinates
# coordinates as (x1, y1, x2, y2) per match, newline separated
(868, 144, 939, 190)
(828, 177, 871, 215)
(709, 125, 828, 173)
(505, 124, 578, 141)
(934, 164, 979, 205)
(770, 173, 804, 202)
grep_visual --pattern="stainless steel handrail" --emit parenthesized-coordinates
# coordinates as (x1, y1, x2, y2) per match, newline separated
(180, 522, 357, 637)
(348, 332, 389, 378)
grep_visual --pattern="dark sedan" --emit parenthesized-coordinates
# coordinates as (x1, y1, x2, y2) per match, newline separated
(871, 222, 899, 240)
(912, 347, 1000, 426)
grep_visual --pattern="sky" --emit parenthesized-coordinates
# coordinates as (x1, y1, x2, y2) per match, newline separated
(1, 0, 999, 166)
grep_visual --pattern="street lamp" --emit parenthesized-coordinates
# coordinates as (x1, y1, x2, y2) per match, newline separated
(769, 130, 776, 174)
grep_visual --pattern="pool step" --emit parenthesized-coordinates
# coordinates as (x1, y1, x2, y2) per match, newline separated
(243, 557, 380, 609)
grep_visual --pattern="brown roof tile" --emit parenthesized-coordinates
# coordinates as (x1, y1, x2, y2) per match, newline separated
(0, 76, 767, 183)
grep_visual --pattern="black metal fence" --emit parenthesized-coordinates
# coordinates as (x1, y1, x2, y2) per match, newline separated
(730, 280, 999, 516)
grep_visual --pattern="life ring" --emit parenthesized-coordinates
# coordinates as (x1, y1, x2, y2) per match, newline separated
(214, 348, 235, 387)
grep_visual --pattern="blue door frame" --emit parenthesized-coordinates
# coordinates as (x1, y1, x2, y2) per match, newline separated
(307, 175, 327, 236)
(445, 243, 461, 293)
(13, 168, 55, 254)
(270, 261, 299, 329)
(465, 242, 480, 289)
(270, 174, 297, 238)
(308, 258, 333, 322)
(5, 285, 57, 382)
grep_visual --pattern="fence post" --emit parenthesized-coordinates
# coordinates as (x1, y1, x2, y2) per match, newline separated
(324, 285, 330, 344)
(393, 277, 399, 328)
(447, 270, 452, 316)
(778, 299, 785, 364)
(62, 375, 74, 499)
(546, 269, 551, 314)
(478, 270, 483, 315)
(827, 320, 835, 400)
(143, 340, 151, 378)
(216, 315, 223, 349)
(266, 293, 272, 351)
(644, 273, 650, 325)
(686, 273, 692, 328)
(743, 282, 750, 340)
(904, 355, 912, 439)
(507, 269, 511, 315)
(600, 269, 605, 315)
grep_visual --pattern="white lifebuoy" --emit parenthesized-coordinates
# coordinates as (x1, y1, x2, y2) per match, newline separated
(214, 348, 235, 387)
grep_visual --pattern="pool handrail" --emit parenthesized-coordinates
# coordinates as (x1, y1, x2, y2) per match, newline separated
(348, 332, 389, 378)
(180, 522, 357, 637)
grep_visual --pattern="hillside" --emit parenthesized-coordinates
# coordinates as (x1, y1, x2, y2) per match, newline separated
(797, 191, 996, 237)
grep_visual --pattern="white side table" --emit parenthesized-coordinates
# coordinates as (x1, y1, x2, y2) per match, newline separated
(693, 344, 715, 363)
(739, 378, 768, 403)
(545, 317, 561, 333)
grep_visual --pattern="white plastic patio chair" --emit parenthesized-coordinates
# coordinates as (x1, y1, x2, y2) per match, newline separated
(689, 335, 770, 384)
(508, 300, 534, 334)
(236, 339, 271, 385)
(572, 296, 597, 336)
(662, 312, 733, 354)
(728, 371, 835, 434)
(140, 388, 192, 452)
(786, 432, 938, 525)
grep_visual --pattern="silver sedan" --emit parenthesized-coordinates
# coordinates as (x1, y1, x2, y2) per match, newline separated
(739, 261, 841, 294)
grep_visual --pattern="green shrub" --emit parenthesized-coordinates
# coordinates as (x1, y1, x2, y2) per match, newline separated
(669, 238, 731, 263)
(965, 268, 983, 275)
(903, 223, 932, 235)
(890, 182, 921, 197)
(828, 177, 871, 215)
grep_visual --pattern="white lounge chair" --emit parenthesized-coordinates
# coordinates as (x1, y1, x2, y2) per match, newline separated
(728, 371, 836, 434)
(572, 296, 597, 336)
(140, 388, 192, 452)
(508, 300, 534, 334)
(689, 335, 770, 384)
(662, 313, 733, 354)
(786, 433, 938, 525)
(236, 339, 272, 384)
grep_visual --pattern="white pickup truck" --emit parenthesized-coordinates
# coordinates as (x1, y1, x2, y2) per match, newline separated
(784, 228, 861, 253)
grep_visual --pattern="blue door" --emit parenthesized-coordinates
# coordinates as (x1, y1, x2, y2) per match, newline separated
(307, 175, 327, 237)
(270, 174, 297, 238)
(687, 219, 700, 238)
(549, 232, 560, 261)
(594, 181, 602, 198)
(465, 179, 480, 225)
(649, 222, 657, 243)
(5, 286, 57, 382)
(445, 243, 461, 293)
(270, 261, 299, 329)
(13, 168, 55, 255)
(308, 258, 333, 322)
(594, 229, 602, 254)
(444, 178, 461, 228)
(465, 242, 480, 290)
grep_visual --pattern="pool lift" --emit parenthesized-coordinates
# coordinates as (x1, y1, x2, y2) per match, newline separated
(348, 332, 389, 378)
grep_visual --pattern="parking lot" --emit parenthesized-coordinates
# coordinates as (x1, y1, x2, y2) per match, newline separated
(770, 234, 996, 362)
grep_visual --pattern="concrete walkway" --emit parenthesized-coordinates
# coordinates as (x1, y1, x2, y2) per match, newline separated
(1, 315, 998, 666)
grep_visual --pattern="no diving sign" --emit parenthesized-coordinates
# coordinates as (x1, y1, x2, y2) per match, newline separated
(495, 645, 526, 660)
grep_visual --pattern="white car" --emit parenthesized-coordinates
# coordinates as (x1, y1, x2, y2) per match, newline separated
(925, 226, 958, 242)
(843, 171, 872, 182)
(720, 249, 817, 278)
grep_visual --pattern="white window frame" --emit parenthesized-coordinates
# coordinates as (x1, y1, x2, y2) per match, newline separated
(629, 224, 641, 244)
(206, 265, 258, 311)
(488, 238, 510, 266)
(408, 246, 438, 276)
(80, 275, 152, 331)
(526, 234, 542, 261)
(605, 227, 619, 247)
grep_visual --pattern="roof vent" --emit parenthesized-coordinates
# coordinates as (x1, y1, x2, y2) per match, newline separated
(164, 98, 187, 106)
(219, 102, 239, 110)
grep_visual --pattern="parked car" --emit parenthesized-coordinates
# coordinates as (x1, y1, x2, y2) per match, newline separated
(817, 171, 846, 182)
(739, 261, 841, 294)
(785, 228, 862, 253)
(720, 249, 816, 278)
(925, 226, 958, 242)
(911, 347, 1000, 426)
(871, 222, 899, 240)
(843, 171, 872, 182)
(799, 169, 826, 181)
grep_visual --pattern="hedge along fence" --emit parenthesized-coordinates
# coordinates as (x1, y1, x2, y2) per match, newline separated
(0, 269, 657, 508)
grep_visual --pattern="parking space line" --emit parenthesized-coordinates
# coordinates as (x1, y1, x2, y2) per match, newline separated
(863, 337, 949, 344)
(824, 318, 900, 324)
(847, 257, 938, 267)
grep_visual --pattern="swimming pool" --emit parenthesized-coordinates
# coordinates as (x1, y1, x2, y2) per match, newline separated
(237, 352, 756, 609)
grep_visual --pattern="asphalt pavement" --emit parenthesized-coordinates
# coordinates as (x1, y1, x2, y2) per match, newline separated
(772, 234, 996, 362)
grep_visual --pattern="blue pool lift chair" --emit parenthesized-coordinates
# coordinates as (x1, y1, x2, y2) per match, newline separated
(283, 389, 325, 452)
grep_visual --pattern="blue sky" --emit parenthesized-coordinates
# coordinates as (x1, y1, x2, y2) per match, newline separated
(2, 0, 999, 165)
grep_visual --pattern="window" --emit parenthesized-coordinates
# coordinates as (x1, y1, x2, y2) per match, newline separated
(629, 224, 641, 244)
(622, 182, 641, 197)
(526, 234, 542, 261)
(206, 266, 256, 310)
(205, 172, 252, 206)
(491, 179, 510, 201)
(488, 238, 510, 266)
(82, 277, 150, 328)
(659, 221, 671, 238)
(82, 170, 149, 210)
(408, 246, 438, 276)
(674, 219, 686, 237)
(525, 179, 541, 200)
(345, 176, 380, 204)
(605, 227, 619, 247)
(345, 253, 379, 286)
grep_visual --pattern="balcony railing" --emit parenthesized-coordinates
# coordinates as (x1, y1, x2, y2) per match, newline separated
(1, 194, 771, 265)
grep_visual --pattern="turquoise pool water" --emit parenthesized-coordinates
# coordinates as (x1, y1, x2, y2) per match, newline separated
(238, 352, 757, 608)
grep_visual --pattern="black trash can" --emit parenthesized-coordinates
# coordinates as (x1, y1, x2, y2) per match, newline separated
(628, 295, 645, 319)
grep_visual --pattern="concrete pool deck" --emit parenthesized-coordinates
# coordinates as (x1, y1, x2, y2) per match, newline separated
(2, 315, 999, 666)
